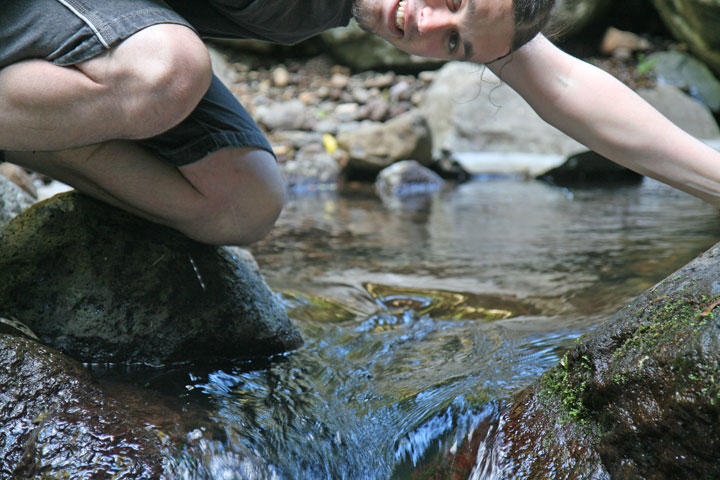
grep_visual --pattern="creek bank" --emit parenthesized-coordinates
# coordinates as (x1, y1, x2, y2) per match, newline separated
(420, 240, 720, 478)
(0, 192, 302, 365)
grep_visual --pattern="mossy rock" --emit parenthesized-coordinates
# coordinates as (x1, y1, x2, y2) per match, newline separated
(506, 242, 720, 477)
(0, 192, 302, 364)
(422, 241, 720, 478)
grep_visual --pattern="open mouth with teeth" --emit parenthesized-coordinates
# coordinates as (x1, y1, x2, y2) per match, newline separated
(394, 0, 406, 33)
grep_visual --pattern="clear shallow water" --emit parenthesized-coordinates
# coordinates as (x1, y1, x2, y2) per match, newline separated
(97, 177, 720, 479)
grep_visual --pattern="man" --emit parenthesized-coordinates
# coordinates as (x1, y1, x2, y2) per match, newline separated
(2, 0, 719, 246)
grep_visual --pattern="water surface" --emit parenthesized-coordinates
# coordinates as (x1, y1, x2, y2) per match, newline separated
(99, 177, 720, 479)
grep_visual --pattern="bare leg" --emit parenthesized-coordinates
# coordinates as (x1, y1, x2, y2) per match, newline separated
(1, 23, 282, 245)
(6, 143, 284, 246)
(0, 24, 211, 151)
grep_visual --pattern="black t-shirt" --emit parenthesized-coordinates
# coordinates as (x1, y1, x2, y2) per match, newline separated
(165, 0, 355, 44)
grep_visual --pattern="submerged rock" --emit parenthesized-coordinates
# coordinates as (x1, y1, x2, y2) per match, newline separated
(444, 241, 720, 478)
(375, 160, 444, 210)
(0, 192, 302, 364)
(0, 332, 167, 478)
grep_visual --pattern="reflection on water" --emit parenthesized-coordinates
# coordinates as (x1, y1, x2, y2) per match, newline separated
(101, 177, 720, 478)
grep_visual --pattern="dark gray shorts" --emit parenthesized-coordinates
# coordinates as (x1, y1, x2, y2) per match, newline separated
(1, 0, 273, 166)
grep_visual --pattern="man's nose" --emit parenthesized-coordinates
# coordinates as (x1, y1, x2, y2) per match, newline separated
(417, 7, 453, 35)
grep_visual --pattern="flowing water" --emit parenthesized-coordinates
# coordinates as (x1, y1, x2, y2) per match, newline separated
(95, 176, 720, 479)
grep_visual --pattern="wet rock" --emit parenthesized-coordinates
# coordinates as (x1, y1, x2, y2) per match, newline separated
(281, 143, 341, 194)
(420, 62, 585, 159)
(375, 160, 444, 210)
(537, 150, 644, 186)
(0, 173, 34, 227)
(0, 333, 167, 478)
(637, 84, 720, 139)
(337, 110, 433, 176)
(650, 0, 720, 76)
(0, 192, 303, 364)
(646, 51, 720, 112)
(459, 241, 720, 478)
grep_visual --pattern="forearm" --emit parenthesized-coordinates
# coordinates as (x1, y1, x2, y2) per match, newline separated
(491, 36, 720, 206)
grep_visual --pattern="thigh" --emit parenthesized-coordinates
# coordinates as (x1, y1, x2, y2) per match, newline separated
(138, 74, 275, 166)
(0, 0, 191, 68)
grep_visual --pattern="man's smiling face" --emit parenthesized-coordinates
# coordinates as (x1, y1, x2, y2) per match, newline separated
(352, 0, 515, 64)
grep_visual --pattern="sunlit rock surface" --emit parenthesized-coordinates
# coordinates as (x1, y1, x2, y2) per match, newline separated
(422, 241, 720, 478)
(419, 63, 586, 160)
(338, 110, 433, 177)
(0, 192, 302, 364)
(0, 332, 167, 478)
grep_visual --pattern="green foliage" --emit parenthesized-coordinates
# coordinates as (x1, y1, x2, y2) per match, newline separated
(541, 352, 593, 424)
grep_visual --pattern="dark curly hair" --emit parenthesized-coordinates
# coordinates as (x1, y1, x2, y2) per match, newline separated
(511, 0, 556, 51)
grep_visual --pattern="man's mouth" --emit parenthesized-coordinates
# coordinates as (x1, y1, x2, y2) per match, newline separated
(394, 0, 406, 33)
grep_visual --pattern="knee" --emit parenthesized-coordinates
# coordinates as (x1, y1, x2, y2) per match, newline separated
(108, 25, 212, 138)
(177, 148, 285, 246)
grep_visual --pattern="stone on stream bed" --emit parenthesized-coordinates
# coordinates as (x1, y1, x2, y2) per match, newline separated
(0, 192, 303, 365)
(417, 241, 720, 478)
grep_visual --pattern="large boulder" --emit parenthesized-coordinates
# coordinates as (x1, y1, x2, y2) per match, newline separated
(429, 240, 720, 478)
(0, 192, 302, 364)
(650, 0, 720, 76)
(0, 331, 167, 478)
(419, 62, 585, 160)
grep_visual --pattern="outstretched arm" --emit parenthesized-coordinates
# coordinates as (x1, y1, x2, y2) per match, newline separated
(488, 34, 720, 206)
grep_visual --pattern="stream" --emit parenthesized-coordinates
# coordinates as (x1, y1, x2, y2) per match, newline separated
(93, 175, 720, 479)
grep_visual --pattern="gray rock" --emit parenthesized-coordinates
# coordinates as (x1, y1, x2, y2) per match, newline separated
(637, 84, 720, 139)
(650, 0, 720, 76)
(647, 51, 720, 112)
(256, 99, 315, 131)
(281, 143, 341, 194)
(0, 333, 167, 478)
(419, 62, 585, 159)
(0, 174, 34, 227)
(0, 192, 302, 364)
(375, 160, 444, 210)
(337, 110, 433, 174)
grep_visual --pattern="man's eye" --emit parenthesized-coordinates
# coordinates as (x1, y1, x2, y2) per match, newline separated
(449, 31, 459, 52)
